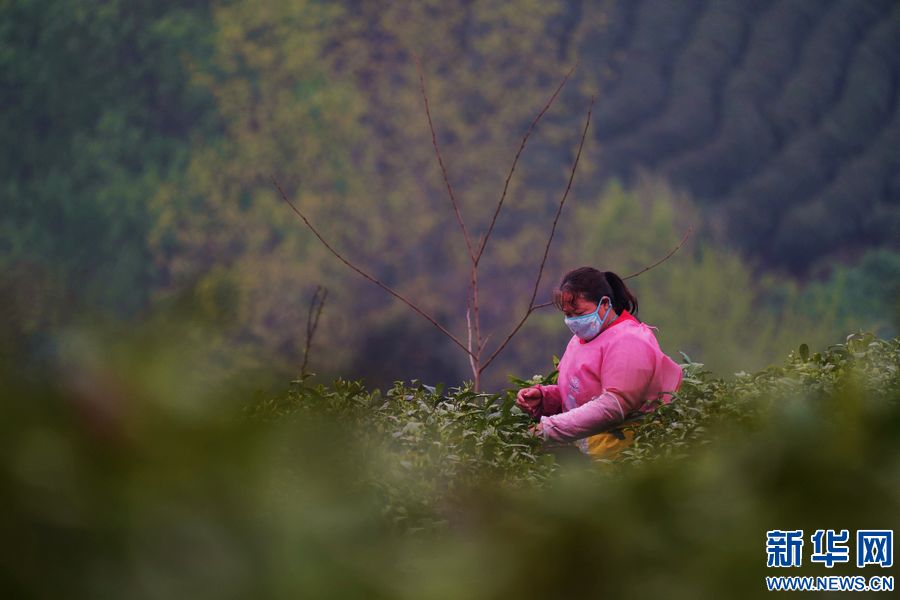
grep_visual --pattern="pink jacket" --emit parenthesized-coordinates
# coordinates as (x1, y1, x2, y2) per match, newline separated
(534, 311, 682, 444)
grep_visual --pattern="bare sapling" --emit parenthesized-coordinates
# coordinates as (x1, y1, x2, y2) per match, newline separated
(274, 61, 691, 391)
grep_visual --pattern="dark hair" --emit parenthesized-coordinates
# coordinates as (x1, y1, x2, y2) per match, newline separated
(552, 267, 638, 317)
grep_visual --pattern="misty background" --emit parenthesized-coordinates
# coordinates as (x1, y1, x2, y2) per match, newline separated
(3, 0, 899, 391)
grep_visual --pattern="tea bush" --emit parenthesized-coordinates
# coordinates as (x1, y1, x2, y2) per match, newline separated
(249, 377, 556, 531)
(620, 332, 900, 466)
(410, 333, 900, 598)
(3, 332, 897, 598)
(247, 332, 899, 532)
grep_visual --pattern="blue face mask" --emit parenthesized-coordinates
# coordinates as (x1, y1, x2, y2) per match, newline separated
(564, 298, 612, 341)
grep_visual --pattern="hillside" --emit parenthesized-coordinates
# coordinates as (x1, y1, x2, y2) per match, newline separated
(2, 0, 898, 387)
(573, 0, 900, 272)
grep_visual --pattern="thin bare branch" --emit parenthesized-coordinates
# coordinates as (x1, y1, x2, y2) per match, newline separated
(527, 95, 595, 310)
(413, 54, 476, 264)
(482, 331, 494, 349)
(527, 228, 693, 311)
(465, 303, 478, 382)
(623, 226, 694, 280)
(475, 63, 576, 266)
(306, 286, 327, 340)
(272, 176, 473, 358)
(301, 285, 328, 376)
(481, 95, 595, 372)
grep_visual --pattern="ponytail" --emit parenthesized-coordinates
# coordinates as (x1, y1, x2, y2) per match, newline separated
(553, 266, 639, 317)
(603, 271, 638, 316)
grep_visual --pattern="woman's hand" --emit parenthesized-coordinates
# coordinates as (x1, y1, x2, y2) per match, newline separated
(515, 386, 543, 419)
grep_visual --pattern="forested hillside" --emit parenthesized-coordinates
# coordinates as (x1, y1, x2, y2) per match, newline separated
(574, 0, 900, 272)
(2, 0, 898, 388)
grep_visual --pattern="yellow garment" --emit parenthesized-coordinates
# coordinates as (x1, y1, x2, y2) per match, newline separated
(583, 418, 641, 461)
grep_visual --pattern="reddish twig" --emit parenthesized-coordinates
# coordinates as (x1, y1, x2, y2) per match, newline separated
(623, 226, 693, 280)
(475, 63, 576, 266)
(271, 176, 473, 358)
(414, 54, 476, 264)
(481, 95, 595, 372)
